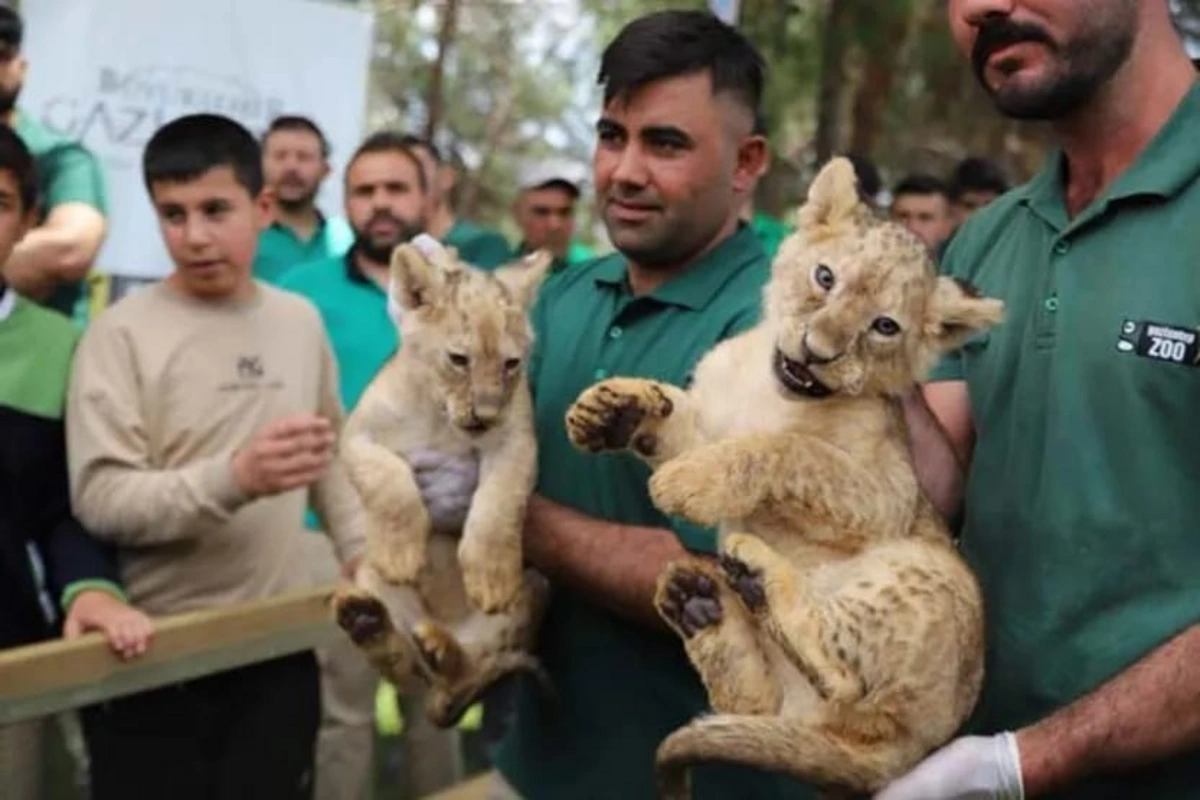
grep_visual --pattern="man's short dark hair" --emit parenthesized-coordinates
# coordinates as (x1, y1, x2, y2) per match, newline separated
(845, 153, 882, 203)
(598, 10, 765, 119)
(0, 123, 37, 212)
(0, 6, 22, 52)
(142, 113, 264, 197)
(948, 157, 1009, 201)
(263, 115, 330, 159)
(893, 173, 950, 201)
(398, 134, 442, 165)
(347, 131, 428, 192)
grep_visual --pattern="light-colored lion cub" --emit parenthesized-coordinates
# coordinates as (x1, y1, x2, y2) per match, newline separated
(332, 241, 552, 727)
(565, 156, 1002, 797)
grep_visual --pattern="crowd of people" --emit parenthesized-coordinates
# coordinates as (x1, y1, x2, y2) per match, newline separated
(3, 1, 1200, 800)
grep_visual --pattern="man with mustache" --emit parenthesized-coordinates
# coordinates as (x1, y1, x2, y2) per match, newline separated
(255, 116, 354, 284)
(277, 131, 431, 800)
(0, 6, 107, 319)
(876, 2, 1200, 798)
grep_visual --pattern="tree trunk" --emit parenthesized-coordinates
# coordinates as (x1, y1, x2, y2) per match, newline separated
(847, 1, 911, 158)
(425, 0, 460, 141)
(813, 0, 858, 166)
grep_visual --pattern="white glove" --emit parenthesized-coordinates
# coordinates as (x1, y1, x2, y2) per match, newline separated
(409, 448, 479, 532)
(873, 733, 1024, 800)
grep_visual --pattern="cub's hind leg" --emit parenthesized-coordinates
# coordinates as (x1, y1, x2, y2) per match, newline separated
(655, 557, 780, 715)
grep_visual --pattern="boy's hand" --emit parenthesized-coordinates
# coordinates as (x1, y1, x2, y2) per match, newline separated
(64, 590, 154, 660)
(232, 413, 336, 498)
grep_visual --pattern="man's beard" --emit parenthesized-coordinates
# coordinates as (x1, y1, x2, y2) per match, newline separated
(971, 6, 1136, 120)
(274, 174, 318, 214)
(0, 84, 21, 116)
(354, 211, 425, 265)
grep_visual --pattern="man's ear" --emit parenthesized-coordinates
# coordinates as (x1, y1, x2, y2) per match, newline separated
(493, 249, 553, 309)
(389, 242, 446, 312)
(254, 186, 277, 231)
(733, 134, 769, 196)
(923, 276, 1005, 352)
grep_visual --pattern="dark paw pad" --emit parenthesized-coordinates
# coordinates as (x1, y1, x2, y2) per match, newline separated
(658, 568, 723, 638)
(720, 554, 766, 611)
(336, 595, 389, 645)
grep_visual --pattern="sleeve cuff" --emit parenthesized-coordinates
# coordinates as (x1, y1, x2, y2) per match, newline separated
(925, 352, 965, 383)
(198, 454, 251, 512)
(61, 579, 127, 613)
(669, 518, 719, 554)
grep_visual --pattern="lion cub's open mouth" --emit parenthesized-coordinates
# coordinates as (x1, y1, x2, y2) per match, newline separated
(773, 347, 833, 399)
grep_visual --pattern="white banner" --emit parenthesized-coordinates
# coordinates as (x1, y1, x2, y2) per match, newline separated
(20, 0, 374, 280)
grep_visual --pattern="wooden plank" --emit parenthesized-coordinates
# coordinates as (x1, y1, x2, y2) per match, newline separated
(423, 771, 496, 800)
(0, 585, 342, 725)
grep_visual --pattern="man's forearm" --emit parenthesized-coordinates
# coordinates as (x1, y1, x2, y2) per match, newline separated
(522, 494, 687, 629)
(901, 387, 965, 522)
(1017, 624, 1200, 795)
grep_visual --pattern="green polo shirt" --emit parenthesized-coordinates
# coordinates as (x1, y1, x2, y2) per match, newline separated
(931, 81, 1200, 799)
(275, 252, 397, 411)
(494, 224, 813, 799)
(254, 214, 354, 285)
(750, 209, 792, 260)
(442, 219, 511, 270)
(13, 111, 109, 318)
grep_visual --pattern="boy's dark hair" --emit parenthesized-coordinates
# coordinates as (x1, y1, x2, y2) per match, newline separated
(263, 115, 330, 158)
(948, 156, 1009, 200)
(398, 133, 442, 165)
(0, 6, 22, 52)
(598, 10, 765, 119)
(142, 113, 264, 197)
(347, 131, 428, 192)
(0, 123, 38, 212)
(893, 173, 950, 200)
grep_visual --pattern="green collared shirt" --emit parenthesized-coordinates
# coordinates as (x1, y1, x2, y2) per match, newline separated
(443, 219, 511, 270)
(254, 214, 354, 285)
(495, 224, 813, 799)
(13, 111, 109, 318)
(932, 81, 1200, 799)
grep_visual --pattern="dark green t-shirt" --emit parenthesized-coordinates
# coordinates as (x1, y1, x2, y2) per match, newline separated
(494, 224, 815, 800)
(930, 81, 1200, 799)
(443, 219, 511, 270)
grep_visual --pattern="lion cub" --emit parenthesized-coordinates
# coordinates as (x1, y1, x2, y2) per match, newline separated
(564, 157, 1002, 797)
(332, 241, 552, 727)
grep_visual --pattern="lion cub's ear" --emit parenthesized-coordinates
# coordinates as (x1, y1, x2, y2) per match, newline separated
(798, 156, 862, 238)
(924, 277, 1005, 352)
(493, 249, 553, 309)
(388, 242, 447, 312)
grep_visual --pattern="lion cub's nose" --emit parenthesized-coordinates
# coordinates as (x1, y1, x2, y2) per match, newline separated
(801, 333, 840, 366)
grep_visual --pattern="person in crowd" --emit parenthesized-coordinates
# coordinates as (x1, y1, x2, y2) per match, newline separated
(946, 155, 1009, 228)
(398, 134, 511, 270)
(0, 121, 150, 800)
(65, 112, 365, 800)
(0, 6, 106, 319)
(254, 115, 353, 284)
(511, 164, 591, 273)
(890, 173, 956, 255)
(877, 1, 1200, 797)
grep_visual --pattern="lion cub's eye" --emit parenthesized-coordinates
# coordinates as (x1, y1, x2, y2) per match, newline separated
(503, 358, 522, 372)
(871, 316, 901, 336)
(447, 352, 470, 368)
(814, 264, 835, 290)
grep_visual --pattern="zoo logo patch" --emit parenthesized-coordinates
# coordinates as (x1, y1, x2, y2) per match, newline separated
(1115, 319, 1200, 367)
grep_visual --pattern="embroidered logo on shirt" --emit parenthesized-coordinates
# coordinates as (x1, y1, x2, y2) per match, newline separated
(1115, 319, 1200, 366)
(237, 356, 264, 379)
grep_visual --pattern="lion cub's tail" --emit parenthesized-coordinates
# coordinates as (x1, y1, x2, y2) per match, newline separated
(655, 714, 923, 800)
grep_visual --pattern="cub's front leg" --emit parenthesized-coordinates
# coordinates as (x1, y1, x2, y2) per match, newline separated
(565, 377, 696, 468)
(458, 420, 536, 613)
(341, 435, 431, 586)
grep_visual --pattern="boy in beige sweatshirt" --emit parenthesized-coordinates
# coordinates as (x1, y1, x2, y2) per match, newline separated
(65, 113, 365, 800)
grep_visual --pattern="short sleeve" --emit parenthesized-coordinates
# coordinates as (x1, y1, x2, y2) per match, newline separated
(41, 142, 108, 213)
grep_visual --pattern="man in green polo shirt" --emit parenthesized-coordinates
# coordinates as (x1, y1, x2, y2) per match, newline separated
(876, 2, 1200, 799)
(399, 134, 511, 270)
(409, 11, 813, 799)
(511, 162, 593, 273)
(255, 115, 354, 285)
(0, 7, 107, 320)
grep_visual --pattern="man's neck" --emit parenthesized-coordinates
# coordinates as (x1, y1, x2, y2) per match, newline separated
(626, 214, 739, 296)
(1055, 46, 1196, 218)
(427, 205, 456, 240)
(353, 249, 389, 290)
(274, 203, 322, 242)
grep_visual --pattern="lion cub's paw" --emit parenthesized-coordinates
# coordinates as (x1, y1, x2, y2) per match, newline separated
(650, 451, 756, 526)
(412, 620, 466, 681)
(655, 560, 724, 639)
(333, 589, 394, 646)
(370, 540, 427, 587)
(458, 539, 523, 613)
(720, 533, 776, 612)
(565, 378, 674, 456)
